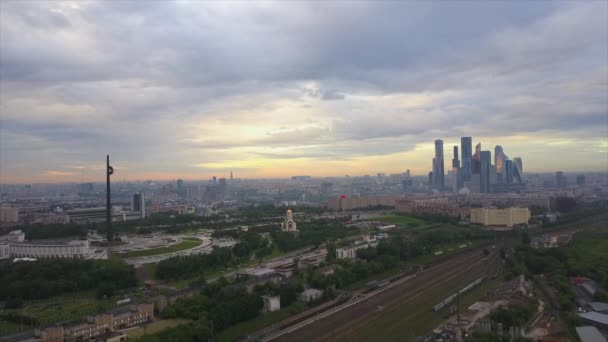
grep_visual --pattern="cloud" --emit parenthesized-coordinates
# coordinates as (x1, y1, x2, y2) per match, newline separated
(43, 171, 74, 177)
(0, 1, 606, 182)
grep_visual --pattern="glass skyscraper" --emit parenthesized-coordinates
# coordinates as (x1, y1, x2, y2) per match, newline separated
(480, 150, 491, 193)
(472, 143, 482, 174)
(433, 139, 445, 191)
(494, 146, 505, 182)
(460, 137, 472, 182)
(504, 159, 514, 184)
(513, 157, 523, 184)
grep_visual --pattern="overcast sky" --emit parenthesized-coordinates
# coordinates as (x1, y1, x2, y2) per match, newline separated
(1, 1, 607, 183)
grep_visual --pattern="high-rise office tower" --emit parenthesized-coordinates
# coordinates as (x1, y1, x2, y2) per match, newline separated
(460, 137, 472, 182)
(494, 146, 505, 183)
(576, 174, 586, 186)
(132, 193, 146, 218)
(452, 146, 460, 192)
(504, 159, 514, 184)
(472, 143, 481, 174)
(556, 171, 567, 188)
(177, 179, 185, 197)
(490, 164, 497, 185)
(452, 146, 460, 168)
(432, 139, 445, 191)
(480, 151, 492, 193)
(512, 157, 523, 183)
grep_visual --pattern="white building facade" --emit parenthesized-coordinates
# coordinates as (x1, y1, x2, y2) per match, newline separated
(0, 243, 9, 260)
(9, 240, 90, 259)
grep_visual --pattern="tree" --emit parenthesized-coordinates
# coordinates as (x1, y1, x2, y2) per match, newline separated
(96, 282, 115, 299)
(325, 242, 336, 262)
(521, 231, 531, 245)
(4, 297, 23, 309)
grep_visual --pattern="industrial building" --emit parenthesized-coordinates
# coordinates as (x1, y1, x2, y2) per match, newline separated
(469, 207, 530, 227)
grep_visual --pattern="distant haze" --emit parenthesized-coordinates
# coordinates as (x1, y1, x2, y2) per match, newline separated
(1, 2, 607, 183)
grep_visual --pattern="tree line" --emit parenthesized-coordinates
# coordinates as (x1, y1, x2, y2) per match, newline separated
(155, 232, 270, 281)
(0, 257, 136, 302)
(138, 279, 264, 342)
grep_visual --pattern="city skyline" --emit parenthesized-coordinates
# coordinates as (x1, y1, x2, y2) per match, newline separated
(1, 2, 607, 183)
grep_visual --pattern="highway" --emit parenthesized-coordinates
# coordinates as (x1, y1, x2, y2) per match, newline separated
(265, 247, 499, 342)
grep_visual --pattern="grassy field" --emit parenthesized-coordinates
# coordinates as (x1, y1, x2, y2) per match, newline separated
(336, 260, 501, 342)
(125, 318, 191, 338)
(371, 215, 426, 226)
(120, 239, 202, 258)
(0, 319, 28, 336)
(22, 292, 110, 325)
(217, 303, 307, 342)
(143, 263, 158, 277)
(0, 291, 111, 335)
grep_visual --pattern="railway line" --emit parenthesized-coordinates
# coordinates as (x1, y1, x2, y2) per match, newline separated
(267, 247, 500, 342)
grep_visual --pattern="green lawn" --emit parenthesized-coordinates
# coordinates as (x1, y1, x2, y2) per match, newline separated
(0, 319, 28, 336)
(21, 292, 110, 325)
(126, 319, 191, 338)
(371, 215, 426, 226)
(120, 239, 202, 258)
(143, 263, 158, 277)
(165, 278, 194, 289)
(0, 291, 112, 335)
(217, 303, 307, 342)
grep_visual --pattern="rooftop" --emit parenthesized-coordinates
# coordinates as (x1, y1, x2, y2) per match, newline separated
(300, 288, 323, 295)
(589, 302, 608, 313)
(239, 267, 276, 277)
(579, 312, 608, 326)
(576, 326, 607, 342)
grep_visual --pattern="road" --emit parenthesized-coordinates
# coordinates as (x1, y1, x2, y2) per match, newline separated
(124, 236, 223, 266)
(266, 247, 499, 342)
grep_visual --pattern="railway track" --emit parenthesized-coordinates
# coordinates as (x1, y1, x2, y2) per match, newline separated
(268, 248, 498, 342)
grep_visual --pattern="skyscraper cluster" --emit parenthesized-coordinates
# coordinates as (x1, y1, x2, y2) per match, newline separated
(430, 137, 523, 193)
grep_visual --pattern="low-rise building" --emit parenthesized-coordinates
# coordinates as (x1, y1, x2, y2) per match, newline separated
(155, 287, 200, 312)
(0, 242, 9, 260)
(262, 296, 281, 312)
(395, 197, 469, 218)
(36, 304, 154, 342)
(1, 230, 25, 242)
(336, 242, 374, 259)
(327, 195, 401, 211)
(9, 240, 89, 259)
(589, 302, 608, 314)
(236, 268, 281, 292)
(579, 312, 608, 329)
(0, 205, 19, 224)
(575, 326, 607, 342)
(298, 289, 324, 303)
(67, 207, 107, 224)
(469, 207, 530, 227)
